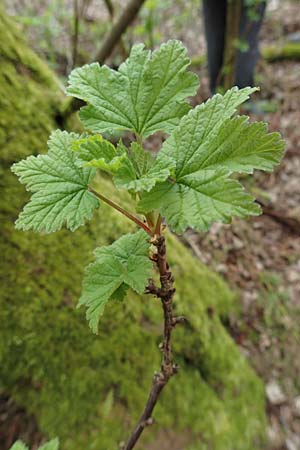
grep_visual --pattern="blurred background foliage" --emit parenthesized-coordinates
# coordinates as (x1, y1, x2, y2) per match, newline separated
(4, 0, 201, 77)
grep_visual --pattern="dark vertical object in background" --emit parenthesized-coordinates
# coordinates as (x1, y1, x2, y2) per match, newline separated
(202, 0, 267, 92)
(202, 0, 227, 92)
(236, 1, 266, 87)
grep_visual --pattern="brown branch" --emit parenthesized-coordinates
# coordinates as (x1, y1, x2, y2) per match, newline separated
(103, 0, 129, 60)
(122, 235, 181, 450)
(145, 279, 160, 296)
(71, 0, 92, 68)
(257, 199, 300, 235)
(104, 0, 115, 18)
(64, 0, 146, 117)
(93, 0, 145, 64)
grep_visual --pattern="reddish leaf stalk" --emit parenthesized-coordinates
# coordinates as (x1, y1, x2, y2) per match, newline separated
(88, 186, 152, 236)
(154, 214, 162, 236)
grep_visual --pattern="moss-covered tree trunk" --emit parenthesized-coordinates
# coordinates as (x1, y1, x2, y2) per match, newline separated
(0, 9, 266, 450)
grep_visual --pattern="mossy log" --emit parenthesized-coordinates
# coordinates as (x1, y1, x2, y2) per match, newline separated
(261, 42, 300, 62)
(0, 9, 266, 450)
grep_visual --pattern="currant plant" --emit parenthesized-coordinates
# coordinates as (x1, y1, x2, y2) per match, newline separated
(12, 40, 284, 449)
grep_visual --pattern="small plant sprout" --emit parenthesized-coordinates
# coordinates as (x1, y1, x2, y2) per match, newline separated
(11, 40, 284, 449)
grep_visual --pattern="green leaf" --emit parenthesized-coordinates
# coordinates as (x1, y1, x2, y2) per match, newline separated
(67, 40, 199, 137)
(179, 85, 258, 149)
(72, 136, 172, 193)
(194, 116, 285, 174)
(138, 171, 260, 233)
(138, 87, 284, 232)
(39, 438, 59, 450)
(9, 442, 28, 450)
(11, 130, 99, 233)
(78, 230, 152, 333)
(113, 142, 174, 193)
(111, 283, 129, 302)
(127, 142, 154, 177)
(72, 134, 127, 172)
(158, 86, 259, 176)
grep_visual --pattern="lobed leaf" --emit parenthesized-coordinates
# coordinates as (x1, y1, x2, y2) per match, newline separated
(138, 87, 285, 233)
(72, 134, 127, 172)
(156, 86, 259, 179)
(138, 171, 260, 233)
(78, 230, 152, 333)
(113, 142, 174, 193)
(11, 130, 99, 233)
(72, 136, 173, 193)
(67, 40, 199, 137)
(196, 116, 285, 174)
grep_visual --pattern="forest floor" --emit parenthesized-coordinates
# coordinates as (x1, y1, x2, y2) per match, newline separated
(182, 2, 300, 450)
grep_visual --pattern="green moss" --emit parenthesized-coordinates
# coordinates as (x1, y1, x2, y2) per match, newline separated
(0, 9, 266, 450)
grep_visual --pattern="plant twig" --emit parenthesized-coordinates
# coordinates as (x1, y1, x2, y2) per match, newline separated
(88, 186, 152, 236)
(93, 0, 145, 65)
(257, 199, 300, 235)
(123, 235, 184, 449)
(104, 0, 115, 17)
(103, 0, 129, 60)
